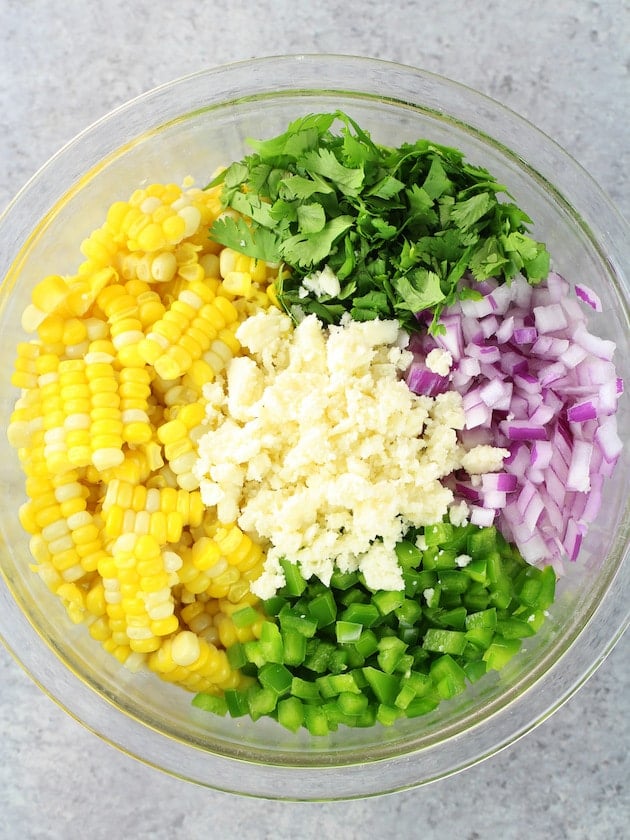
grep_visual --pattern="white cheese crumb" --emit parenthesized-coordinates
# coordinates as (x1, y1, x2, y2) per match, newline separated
(415, 534, 428, 552)
(455, 553, 472, 567)
(423, 588, 435, 605)
(194, 309, 492, 597)
(302, 264, 341, 298)
(461, 444, 510, 474)
(426, 347, 453, 376)
(448, 500, 470, 527)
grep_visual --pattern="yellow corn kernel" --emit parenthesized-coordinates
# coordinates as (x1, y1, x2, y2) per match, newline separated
(89, 617, 111, 642)
(222, 271, 252, 297)
(171, 630, 201, 666)
(11, 342, 41, 390)
(150, 615, 179, 636)
(191, 537, 221, 572)
(266, 282, 280, 308)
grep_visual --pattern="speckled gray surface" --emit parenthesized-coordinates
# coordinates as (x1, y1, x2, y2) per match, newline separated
(1, 1, 628, 838)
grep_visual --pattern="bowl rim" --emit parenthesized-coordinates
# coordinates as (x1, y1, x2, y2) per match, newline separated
(0, 53, 628, 800)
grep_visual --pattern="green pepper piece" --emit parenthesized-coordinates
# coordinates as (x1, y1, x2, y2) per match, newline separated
(424, 521, 455, 546)
(405, 695, 440, 717)
(465, 607, 497, 630)
(372, 589, 406, 616)
(429, 654, 467, 693)
(281, 628, 308, 665)
(226, 641, 248, 670)
(259, 620, 284, 663)
(463, 582, 491, 611)
(339, 586, 368, 607)
(262, 595, 287, 616)
(466, 525, 498, 557)
(438, 570, 470, 595)
(464, 659, 487, 683)
(337, 690, 369, 716)
(316, 672, 360, 698)
(279, 557, 308, 596)
(422, 628, 467, 656)
(438, 606, 468, 629)
(465, 627, 495, 650)
(496, 617, 536, 639)
(395, 539, 423, 569)
(246, 684, 278, 720)
(307, 589, 338, 627)
(243, 639, 266, 668)
(376, 704, 403, 726)
(328, 647, 349, 675)
(224, 688, 250, 717)
(303, 638, 336, 672)
(231, 605, 260, 628)
(192, 692, 228, 716)
(395, 598, 423, 626)
(538, 565, 556, 610)
(277, 696, 304, 732)
(278, 606, 318, 638)
(291, 676, 321, 702)
(423, 548, 457, 570)
(362, 666, 401, 706)
(258, 662, 293, 696)
(482, 635, 522, 670)
(462, 556, 488, 584)
(377, 636, 409, 674)
(341, 602, 380, 627)
(329, 569, 360, 590)
(335, 620, 363, 643)
(303, 705, 330, 736)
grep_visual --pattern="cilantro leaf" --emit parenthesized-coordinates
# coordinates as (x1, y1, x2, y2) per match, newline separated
(280, 216, 354, 268)
(297, 203, 326, 234)
(450, 192, 494, 231)
(280, 173, 334, 200)
(206, 110, 550, 334)
(210, 216, 281, 263)
(301, 148, 365, 196)
(393, 269, 445, 313)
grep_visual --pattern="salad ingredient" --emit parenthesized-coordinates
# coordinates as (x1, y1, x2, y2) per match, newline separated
(5, 112, 623, 738)
(208, 111, 550, 334)
(193, 308, 508, 598)
(8, 180, 279, 694)
(409, 273, 623, 568)
(193, 520, 556, 733)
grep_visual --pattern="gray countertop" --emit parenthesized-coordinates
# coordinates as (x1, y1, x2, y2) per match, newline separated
(1, 1, 628, 838)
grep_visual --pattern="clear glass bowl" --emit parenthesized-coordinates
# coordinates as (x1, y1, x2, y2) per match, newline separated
(0, 55, 628, 800)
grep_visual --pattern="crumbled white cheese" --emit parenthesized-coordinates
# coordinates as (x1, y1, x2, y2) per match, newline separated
(448, 500, 470, 527)
(455, 553, 472, 567)
(415, 534, 428, 552)
(426, 347, 453, 376)
(460, 444, 510, 474)
(302, 264, 341, 298)
(423, 588, 435, 605)
(193, 309, 505, 598)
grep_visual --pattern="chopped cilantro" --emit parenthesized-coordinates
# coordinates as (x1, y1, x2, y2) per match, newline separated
(208, 111, 550, 333)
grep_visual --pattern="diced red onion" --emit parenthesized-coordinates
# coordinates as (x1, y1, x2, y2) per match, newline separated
(567, 400, 598, 422)
(499, 420, 548, 441)
(566, 440, 593, 492)
(575, 283, 603, 312)
(405, 361, 450, 396)
(513, 326, 538, 345)
(481, 471, 518, 492)
(404, 271, 623, 570)
(534, 303, 569, 334)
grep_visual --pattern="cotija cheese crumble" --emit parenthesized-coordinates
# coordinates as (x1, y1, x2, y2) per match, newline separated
(193, 308, 506, 598)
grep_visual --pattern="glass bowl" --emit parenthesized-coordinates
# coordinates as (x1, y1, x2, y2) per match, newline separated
(0, 54, 628, 800)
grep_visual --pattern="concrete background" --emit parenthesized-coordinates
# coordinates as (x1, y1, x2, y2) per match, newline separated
(1, 1, 628, 838)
